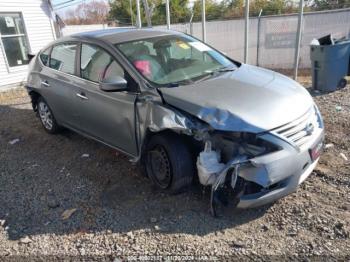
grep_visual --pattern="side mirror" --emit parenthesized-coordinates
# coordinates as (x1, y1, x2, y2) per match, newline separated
(27, 53, 36, 62)
(99, 76, 128, 92)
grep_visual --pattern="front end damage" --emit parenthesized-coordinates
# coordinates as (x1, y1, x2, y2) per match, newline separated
(196, 106, 324, 216)
(136, 89, 324, 216)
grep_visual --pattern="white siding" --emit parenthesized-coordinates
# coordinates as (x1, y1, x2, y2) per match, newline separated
(0, 0, 56, 90)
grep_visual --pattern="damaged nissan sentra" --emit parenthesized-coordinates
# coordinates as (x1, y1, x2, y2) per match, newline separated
(26, 28, 324, 215)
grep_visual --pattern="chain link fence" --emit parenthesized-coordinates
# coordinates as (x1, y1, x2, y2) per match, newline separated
(61, 8, 350, 71)
(155, 8, 350, 70)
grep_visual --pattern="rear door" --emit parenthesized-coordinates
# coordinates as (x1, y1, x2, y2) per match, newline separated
(39, 42, 82, 129)
(74, 43, 138, 156)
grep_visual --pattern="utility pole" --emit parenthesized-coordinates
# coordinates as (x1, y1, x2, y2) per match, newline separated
(244, 0, 249, 63)
(166, 0, 170, 29)
(201, 0, 206, 42)
(136, 0, 142, 28)
(293, 0, 304, 80)
(256, 9, 263, 66)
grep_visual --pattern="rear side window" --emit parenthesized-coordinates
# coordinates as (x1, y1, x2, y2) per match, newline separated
(39, 47, 50, 66)
(80, 43, 124, 83)
(49, 43, 77, 75)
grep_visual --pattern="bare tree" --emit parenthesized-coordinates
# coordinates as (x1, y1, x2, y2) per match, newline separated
(64, 0, 109, 25)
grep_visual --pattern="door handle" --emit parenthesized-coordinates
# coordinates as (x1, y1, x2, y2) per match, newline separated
(137, 95, 154, 102)
(76, 93, 88, 100)
(41, 81, 50, 87)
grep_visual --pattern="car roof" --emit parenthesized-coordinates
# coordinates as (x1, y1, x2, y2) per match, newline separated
(68, 27, 183, 44)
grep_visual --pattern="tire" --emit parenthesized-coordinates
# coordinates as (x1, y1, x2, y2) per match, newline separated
(37, 96, 60, 134)
(144, 132, 195, 194)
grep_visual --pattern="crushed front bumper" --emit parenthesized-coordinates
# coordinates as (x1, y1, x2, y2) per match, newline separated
(236, 126, 324, 209)
(237, 158, 319, 208)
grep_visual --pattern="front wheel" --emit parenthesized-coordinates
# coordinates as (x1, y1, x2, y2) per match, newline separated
(37, 97, 60, 134)
(144, 133, 195, 194)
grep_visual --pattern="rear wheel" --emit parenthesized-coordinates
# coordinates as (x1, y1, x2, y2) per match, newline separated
(37, 97, 60, 134)
(144, 133, 194, 194)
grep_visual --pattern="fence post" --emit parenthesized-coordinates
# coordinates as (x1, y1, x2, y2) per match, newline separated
(293, 0, 304, 80)
(256, 9, 262, 66)
(202, 0, 206, 42)
(166, 0, 170, 29)
(136, 0, 142, 28)
(244, 0, 250, 63)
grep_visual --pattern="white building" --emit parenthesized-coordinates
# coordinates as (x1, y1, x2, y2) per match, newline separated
(0, 0, 62, 91)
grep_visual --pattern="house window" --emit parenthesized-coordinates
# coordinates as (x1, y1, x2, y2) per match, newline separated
(0, 13, 30, 67)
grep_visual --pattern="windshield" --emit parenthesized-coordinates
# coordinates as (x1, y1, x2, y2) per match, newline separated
(116, 35, 237, 86)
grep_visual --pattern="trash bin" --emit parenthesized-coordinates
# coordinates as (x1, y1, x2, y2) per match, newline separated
(310, 38, 350, 92)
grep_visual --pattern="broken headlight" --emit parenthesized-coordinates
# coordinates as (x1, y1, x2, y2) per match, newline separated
(210, 132, 281, 162)
(238, 133, 281, 158)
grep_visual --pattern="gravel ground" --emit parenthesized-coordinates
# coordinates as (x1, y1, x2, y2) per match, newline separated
(0, 78, 349, 261)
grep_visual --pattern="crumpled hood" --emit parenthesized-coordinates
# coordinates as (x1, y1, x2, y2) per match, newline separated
(160, 64, 313, 133)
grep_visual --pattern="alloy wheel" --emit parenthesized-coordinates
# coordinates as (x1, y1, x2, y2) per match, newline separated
(38, 101, 53, 130)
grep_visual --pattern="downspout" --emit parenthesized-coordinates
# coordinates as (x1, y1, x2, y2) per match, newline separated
(46, 0, 57, 40)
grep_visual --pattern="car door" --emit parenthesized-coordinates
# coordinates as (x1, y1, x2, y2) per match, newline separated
(38, 42, 82, 129)
(74, 42, 138, 156)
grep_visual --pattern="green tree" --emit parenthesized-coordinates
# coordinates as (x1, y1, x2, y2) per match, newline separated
(150, 0, 191, 24)
(223, 0, 244, 18)
(108, 0, 349, 26)
(223, 0, 297, 18)
(250, 0, 287, 15)
(192, 0, 227, 21)
(311, 0, 350, 10)
(108, 0, 146, 26)
(108, 0, 191, 26)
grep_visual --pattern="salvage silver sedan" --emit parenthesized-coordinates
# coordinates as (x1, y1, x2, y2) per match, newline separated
(26, 28, 324, 213)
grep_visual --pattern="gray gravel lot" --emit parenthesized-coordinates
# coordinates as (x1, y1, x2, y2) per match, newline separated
(0, 78, 349, 261)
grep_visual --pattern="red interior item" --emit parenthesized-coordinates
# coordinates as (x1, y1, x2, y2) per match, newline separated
(133, 60, 151, 78)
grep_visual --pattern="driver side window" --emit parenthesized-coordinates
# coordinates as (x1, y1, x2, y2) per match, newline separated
(80, 43, 124, 83)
